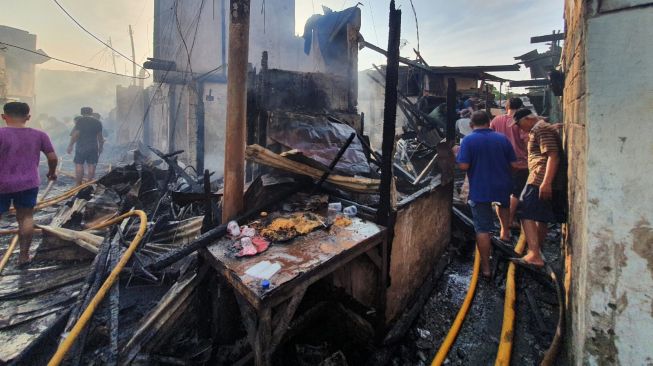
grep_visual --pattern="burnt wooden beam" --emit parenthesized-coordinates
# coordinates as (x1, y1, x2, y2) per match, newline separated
(510, 79, 549, 87)
(531, 33, 565, 43)
(270, 285, 308, 351)
(376, 0, 401, 226)
(446, 78, 457, 144)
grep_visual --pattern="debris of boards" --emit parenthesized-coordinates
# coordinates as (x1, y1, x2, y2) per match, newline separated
(120, 267, 207, 364)
(0, 264, 90, 300)
(246, 144, 379, 193)
(38, 225, 103, 254)
(0, 264, 90, 364)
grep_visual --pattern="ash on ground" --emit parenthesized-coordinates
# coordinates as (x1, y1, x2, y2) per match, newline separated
(390, 225, 566, 366)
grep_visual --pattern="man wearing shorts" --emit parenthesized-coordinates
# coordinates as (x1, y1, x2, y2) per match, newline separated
(490, 97, 529, 233)
(0, 102, 58, 266)
(511, 109, 567, 268)
(67, 107, 103, 186)
(457, 111, 519, 277)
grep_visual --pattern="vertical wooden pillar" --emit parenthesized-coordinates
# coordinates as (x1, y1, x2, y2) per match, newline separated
(376, 0, 401, 226)
(222, 0, 251, 222)
(446, 78, 457, 145)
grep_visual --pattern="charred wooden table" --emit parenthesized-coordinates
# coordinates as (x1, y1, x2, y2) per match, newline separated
(201, 217, 387, 366)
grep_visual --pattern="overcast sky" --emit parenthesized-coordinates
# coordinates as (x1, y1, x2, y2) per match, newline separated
(0, 0, 563, 84)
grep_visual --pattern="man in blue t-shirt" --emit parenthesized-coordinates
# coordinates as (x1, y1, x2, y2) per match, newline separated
(456, 111, 518, 277)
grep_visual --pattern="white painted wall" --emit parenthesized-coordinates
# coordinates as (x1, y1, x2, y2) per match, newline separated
(580, 5, 653, 365)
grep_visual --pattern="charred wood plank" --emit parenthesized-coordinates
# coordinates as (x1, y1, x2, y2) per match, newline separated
(246, 145, 379, 193)
(107, 231, 121, 366)
(270, 285, 307, 351)
(119, 266, 207, 365)
(377, 0, 401, 225)
(446, 78, 457, 144)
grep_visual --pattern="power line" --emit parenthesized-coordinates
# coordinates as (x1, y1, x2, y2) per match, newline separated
(174, 0, 195, 76)
(51, 0, 150, 78)
(367, 0, 379, 44)
(408, 0, 420, 53)
(0, 41, 149, 79)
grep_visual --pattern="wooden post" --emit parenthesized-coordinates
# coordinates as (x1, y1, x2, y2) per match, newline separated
(446, 78, 457, 144)
(128, 25, 137, 86)
(223, 0, 251, 222)
(376, 0, 401, 225)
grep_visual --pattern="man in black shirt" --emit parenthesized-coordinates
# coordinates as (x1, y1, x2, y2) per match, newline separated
(67, 107, 104, 185)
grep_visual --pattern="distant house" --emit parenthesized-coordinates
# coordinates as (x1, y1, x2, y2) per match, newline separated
(0, 25, 49, 106)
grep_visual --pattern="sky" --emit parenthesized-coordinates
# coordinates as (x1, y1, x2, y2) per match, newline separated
(0, 0, 563, 86)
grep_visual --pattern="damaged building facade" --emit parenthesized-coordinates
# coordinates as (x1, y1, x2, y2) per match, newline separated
(120, 0, 347, 174)
(0, 25, 49, 106)
(561, 0, 653, 364)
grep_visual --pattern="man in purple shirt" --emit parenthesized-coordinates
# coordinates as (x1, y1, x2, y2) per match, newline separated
(0, 102, 58, 266)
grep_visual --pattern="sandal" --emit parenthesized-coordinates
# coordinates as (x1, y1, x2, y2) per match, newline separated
(509, 257, 546, 273)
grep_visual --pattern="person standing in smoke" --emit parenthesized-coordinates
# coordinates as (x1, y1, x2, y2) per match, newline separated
(67, 107, 104, 186)
(0, 102, 58, 266)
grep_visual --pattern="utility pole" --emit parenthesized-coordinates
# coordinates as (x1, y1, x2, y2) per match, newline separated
(108, 37, 118, 74)
(222, 0, 251, 222)
(128, 25, 137, 85)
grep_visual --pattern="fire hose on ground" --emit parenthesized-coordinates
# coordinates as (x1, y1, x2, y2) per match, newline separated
(495, 232, 527, 365)
(432, 208, 565, 365)
(47, 210, 148, 366)
(431, 247, 481, 366)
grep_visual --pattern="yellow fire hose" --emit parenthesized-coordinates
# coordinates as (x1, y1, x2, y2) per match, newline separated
(431, 247, 481, 366)
(48, 210, 148, 366)
(0, 236, 19, 274)
(30, 180, 98, 211)
(495, 232, 527, 366)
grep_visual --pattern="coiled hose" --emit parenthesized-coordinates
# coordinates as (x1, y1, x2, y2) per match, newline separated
(47, 210, 148, 366)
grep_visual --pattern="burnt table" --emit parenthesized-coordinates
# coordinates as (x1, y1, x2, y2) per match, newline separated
(201, 216, 387, 366)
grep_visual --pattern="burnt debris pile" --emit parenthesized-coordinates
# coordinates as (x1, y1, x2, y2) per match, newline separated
(0, 149, 220, 365)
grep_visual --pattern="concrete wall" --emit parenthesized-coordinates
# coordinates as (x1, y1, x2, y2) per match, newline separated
(563, 1, 653, 364)
(154, 0, 307, 81)
(149, 0, 334, 170)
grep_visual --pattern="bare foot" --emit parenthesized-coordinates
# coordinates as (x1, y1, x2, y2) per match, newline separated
(519, 254, 545, 267)
(18, 254, 30, 266)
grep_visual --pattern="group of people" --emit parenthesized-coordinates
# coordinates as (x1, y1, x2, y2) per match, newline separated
(455, 97, 566, 277)
(0, 102, 104, 266)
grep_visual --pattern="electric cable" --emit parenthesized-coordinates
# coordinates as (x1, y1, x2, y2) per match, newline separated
(408, 0, 420, 53)
(51, 0, 150, 78)
(0, 42, 148, 79)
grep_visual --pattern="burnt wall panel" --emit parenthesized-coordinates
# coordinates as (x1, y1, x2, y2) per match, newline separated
(259, 69, 352, 113)
(385, 184, 452, 322)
